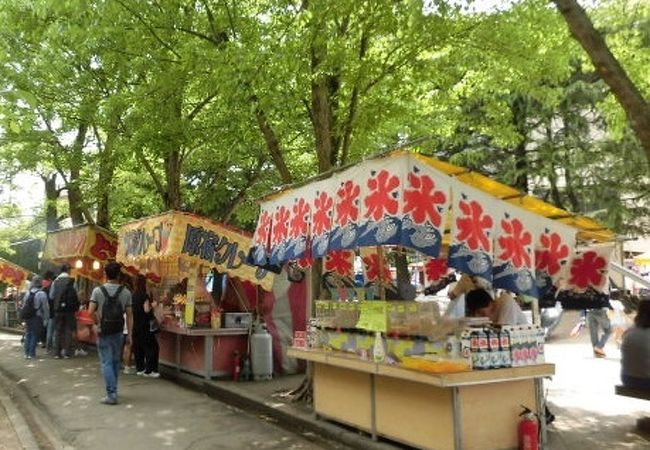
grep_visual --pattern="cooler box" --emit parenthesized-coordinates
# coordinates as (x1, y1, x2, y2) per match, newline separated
(224, 312, 252, 329)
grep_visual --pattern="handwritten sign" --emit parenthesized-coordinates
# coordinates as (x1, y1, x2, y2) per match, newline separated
(356, 301, 388, 333)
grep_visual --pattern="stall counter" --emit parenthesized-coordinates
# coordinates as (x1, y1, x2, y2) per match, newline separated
(288, 348, 554, 450)
(159, 324, 249, 379)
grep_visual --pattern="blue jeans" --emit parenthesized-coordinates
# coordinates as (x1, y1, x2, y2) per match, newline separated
(46, 318, 56, 353)
(97, 333, 124, 400)
(588, 308, 612, 349)
(24, 317, 42, 358)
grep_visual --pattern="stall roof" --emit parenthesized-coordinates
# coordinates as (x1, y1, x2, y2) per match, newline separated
(116, 211, 274, 291)
(259, 150, 614, 244)
(42, 224, 118, 282)
(0, 257, 32, 289)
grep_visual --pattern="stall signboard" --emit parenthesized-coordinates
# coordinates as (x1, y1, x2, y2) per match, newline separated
(42, 225, 118, 282)
(251, 151, 615, 297)
(0, 257, 31, 289)
(117, 211, 274, 291)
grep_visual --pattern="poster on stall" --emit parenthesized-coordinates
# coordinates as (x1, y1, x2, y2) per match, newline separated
(356, 301, 388, 333)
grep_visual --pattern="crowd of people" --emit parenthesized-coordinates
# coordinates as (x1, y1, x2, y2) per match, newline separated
(16, 262, 161, 405)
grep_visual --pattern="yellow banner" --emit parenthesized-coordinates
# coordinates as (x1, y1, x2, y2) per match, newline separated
(0, 257, 31, 289)
(116, 211, 274, 291)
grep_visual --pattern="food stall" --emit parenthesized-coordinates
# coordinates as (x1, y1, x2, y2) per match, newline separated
(0, 257, 33, 327)
(116, 211, 275, 380)
(250, 150, 614, 450)
(42, 224, 118, 343)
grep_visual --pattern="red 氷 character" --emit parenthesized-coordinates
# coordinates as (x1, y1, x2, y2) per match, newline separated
(325, 250, 354, 277)
(569, 250, 607, 290)
(313, 191, 334, 235)
(289, 198, 310, 238)
(497, 217, 532, 268)
(335, 180, 360, 226)
(455, 199, 493, 252)
(272, 206, 290, 245)
(364, 170, 400, 221)
(362, 253, 392, 282)
(403, 171, 446, 226)
(535, 232, 570, 276)
(424, 258, 448, 282)
(255, 211, 272, 245)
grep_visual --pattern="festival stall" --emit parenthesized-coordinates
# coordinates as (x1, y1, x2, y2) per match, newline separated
(250, 150, 614, 450)
(42, 224, 118, 344)
(0, 257, 31, 291)
(0, 257, 33, 327)
(116, 211, 277, 379)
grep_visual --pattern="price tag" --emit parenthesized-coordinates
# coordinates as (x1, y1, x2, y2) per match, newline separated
(356, 301, 388, 332)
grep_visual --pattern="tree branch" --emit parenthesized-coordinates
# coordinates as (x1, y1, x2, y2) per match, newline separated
(553, 0, 650, 169)
(115, 0, 182, 60)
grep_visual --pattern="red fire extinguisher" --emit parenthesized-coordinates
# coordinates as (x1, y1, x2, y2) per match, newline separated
(518, 406, 539, 450)
(232, 351, 242, 382)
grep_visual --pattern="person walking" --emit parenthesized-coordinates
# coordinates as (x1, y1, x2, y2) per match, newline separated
(89, 262, 133, 405)
(49, 263, 80, 358)
(41, 271, 56, 354)
(21, 276, 49, 359)
(588, 306, 613, 358)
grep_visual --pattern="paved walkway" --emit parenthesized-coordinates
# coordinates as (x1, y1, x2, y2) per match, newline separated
(1, 323, 649, 450)
(0, 331, 351, 450)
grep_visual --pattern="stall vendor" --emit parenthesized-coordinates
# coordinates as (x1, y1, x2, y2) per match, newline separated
(465, 288, 528, 325)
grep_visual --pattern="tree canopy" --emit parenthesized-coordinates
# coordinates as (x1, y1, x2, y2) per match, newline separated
(0, 0, 648, 253)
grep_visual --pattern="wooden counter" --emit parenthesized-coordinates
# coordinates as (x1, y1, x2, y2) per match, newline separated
(159, 324, 249, 379)
(288, 348, 555, 450)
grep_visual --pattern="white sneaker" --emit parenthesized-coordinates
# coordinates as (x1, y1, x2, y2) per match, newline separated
(136, 371, 145, 376)
(144, 372, 160, 378)
(75, 349, 88, 356)
(123, 367, 134, 375)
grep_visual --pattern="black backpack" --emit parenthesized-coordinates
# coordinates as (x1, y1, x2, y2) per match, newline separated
(19, 291, 38, 321)
(54, 279, 79, 313)
(99, 285, 125, 336)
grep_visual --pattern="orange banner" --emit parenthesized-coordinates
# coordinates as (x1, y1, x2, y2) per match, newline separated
(43, 225, 117, 263)
(0, 257, 31, 288)
(42, 225, 118, 282)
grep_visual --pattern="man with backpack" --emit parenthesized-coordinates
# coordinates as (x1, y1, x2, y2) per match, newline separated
(49, 263, 80, 359)
(21, 275, 49, 359)
(88, 262, 133, 405)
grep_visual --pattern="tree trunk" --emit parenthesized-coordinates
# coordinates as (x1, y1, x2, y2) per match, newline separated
(43, 173, 59, 232)
(311, 78, 336, 172)
(163, 82, 185, 211)
(96, 128, 117, 228)
(165, 150, 182, 210)
(68, 123, 90, 225)
(253, 100, 293, 184)
(553, 0, 650, 169)
(510, 95, 530, 192)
